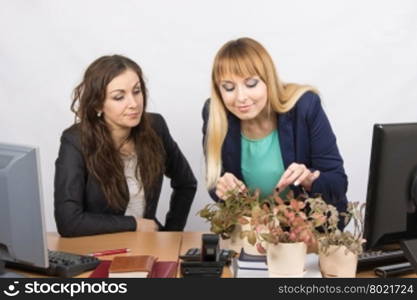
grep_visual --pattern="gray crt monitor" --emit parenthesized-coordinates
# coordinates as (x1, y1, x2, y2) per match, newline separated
(0, 143, 48, 276)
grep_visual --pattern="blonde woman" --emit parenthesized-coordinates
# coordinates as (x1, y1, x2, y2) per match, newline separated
(202, 37, 347, 213)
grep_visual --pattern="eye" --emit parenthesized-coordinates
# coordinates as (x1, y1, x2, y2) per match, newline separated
(113, 95, 124, 101)
(133, 88, 141, 95)
(221, 83, 235, 92)
(246, 78, 259, 88)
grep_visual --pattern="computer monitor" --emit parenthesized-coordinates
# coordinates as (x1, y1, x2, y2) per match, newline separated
(364, 123, 417, 251)
(0, 143, 48, 277)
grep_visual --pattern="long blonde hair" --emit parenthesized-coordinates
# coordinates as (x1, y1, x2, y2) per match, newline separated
(205, 37, 318, 189)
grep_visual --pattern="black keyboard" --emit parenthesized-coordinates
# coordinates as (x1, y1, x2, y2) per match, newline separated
(6, 250, 100, 277)
(357, 249, 407, 270)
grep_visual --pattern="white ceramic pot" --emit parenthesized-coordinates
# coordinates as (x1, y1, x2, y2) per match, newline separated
(220, 224, 243, 253)
(319, 245, 358, 278)
(267, 242, 307, 277)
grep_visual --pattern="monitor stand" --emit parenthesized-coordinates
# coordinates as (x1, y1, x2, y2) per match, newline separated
(0, 260, 25, 278)
(400, 239, 417, 274)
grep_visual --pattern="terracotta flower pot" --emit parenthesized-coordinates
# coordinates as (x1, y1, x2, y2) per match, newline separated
(267, 242, 307, 277)
(319, 245, 358, 278)
(220, 224, 243, 253)
(241, 217, 265, 255)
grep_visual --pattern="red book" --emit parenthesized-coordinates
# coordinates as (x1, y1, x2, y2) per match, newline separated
(149, 261, 178, 278)
(89, 260, 111, 278)
(89, 260, 178, 278)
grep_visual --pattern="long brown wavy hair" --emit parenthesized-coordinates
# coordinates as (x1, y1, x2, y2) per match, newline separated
(71, 55, 165, 211)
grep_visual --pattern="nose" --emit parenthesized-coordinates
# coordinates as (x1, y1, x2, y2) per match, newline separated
(127, 93, 139, 108)
(236, 85, 247, 103)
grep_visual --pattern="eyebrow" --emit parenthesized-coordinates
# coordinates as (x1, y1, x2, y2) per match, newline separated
(220, 77, 257, 84)
(220, 80, 235, 84)
(109, 81, 141, 94)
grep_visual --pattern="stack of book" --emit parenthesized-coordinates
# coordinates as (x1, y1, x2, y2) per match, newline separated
(231, 250, 268, 278)
(231, 250, 322, 278)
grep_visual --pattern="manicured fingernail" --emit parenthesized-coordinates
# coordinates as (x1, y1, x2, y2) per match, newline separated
(294, 181, 299, 186)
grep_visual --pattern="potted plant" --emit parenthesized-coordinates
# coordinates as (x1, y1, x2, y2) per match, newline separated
(198, 188, 261, 253)
(247, 191, 327, 277)
(306, 197, 366, 277)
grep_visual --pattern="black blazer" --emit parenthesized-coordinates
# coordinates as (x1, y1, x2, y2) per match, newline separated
(202, 91, 347, 213)
(54, 113, 197, 237)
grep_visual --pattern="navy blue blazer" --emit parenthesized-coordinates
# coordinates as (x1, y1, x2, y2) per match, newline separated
(202, 91, 348, 213)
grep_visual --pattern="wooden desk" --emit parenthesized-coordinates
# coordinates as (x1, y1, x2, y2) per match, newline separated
(9, 232, 417, 278)
(48, 231, 182, 261)
(11, 232, 182, 278)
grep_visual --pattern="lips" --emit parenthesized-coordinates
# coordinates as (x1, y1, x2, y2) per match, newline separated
(126, 112, 140, 118)
(237, 104, 252, 113)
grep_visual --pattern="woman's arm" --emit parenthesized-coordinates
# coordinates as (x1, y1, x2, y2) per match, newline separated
(305, 93, 348, 211)
(156, 115, 197, 231)
(54, 131, 137, 237)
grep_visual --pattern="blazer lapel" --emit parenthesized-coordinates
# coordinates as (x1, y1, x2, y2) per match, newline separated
(278, 112, 295, 169)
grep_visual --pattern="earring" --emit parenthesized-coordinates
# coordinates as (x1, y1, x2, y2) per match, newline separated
(97, 111, 102, 117)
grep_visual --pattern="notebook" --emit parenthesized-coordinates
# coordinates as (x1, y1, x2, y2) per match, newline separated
(109, 255, 157, 278)
(231, 253, 322, 278)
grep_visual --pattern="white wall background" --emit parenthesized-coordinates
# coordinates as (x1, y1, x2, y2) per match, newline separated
(0, 0, 416, 233)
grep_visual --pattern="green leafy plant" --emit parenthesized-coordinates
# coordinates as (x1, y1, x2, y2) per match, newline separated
(198, 188, 262, 239)
(306, 197, 366, 256)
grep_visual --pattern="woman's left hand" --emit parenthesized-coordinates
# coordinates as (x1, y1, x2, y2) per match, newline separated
(276, 163, 320, 192)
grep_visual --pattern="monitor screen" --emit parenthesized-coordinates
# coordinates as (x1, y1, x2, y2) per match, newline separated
(0, 143, 48, 277)
(364, 123, 417, 250)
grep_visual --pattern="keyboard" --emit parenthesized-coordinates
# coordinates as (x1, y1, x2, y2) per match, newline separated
(6, 250, 100, 277)
(357, 249, 407, 270)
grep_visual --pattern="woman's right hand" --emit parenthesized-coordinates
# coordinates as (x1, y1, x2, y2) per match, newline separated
(135, 218, 158, 232)
(215, 172, 247, 200)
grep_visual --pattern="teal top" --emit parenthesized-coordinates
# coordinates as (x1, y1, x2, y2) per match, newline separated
(241, 130, 286, 199)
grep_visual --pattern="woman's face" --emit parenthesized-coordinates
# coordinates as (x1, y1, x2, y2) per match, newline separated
(101, 69, 144, 131)
(218, 75, 268, 120)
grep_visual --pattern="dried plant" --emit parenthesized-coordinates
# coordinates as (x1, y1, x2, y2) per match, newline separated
(245, 191, 328, 254)
(306, 197, 366, 256)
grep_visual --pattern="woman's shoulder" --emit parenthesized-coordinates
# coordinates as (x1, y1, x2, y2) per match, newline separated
(202, 98, 210, 116)
(146, 112, 171, 136)
(285, 91, 322, 120)
(60, 124, 82, 149)
(147, 112, 166, 127)
(294, 91, 321, 111)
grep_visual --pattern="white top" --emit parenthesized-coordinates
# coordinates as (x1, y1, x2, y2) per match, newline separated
(122, 154, 145, 219)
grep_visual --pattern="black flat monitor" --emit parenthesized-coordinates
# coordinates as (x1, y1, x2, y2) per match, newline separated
(0, 143, 48, 277)
(364, 123, 417, 251)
